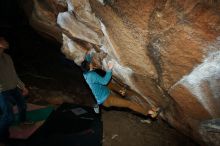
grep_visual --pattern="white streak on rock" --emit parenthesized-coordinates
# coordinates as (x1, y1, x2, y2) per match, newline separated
(205, 36, 220, 53)
(62, 34, 86, 65)
(100, 45, 108, 53)
(179, 51, 220, 116)
(100, 21, 153, 105)
(100, 22, 138, 96)
(57, 12, 102, 45)
(66, 0, 74, 12)
(103, 58, 133, 84)
(96, 0, 105, 5)
(100, 21, 118, 57)
(66, 0, 101, 30)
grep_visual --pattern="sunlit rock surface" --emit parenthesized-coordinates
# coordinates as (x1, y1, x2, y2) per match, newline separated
(20, 0, 220, 145)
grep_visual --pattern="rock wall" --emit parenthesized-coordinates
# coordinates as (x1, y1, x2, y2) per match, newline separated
(19, 0, 220, 145)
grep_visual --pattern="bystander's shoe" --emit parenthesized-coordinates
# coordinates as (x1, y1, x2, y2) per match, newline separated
(93, 104, 100, 114)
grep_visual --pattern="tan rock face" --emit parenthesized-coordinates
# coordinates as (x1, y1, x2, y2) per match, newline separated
(19, 0, 67, 42)
(20, 0, 220, 145)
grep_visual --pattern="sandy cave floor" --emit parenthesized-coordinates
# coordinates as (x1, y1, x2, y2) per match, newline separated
(6, 27, 197, 146)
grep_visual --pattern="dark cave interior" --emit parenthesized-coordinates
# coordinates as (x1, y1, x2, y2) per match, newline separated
(0, 0, 95, 106)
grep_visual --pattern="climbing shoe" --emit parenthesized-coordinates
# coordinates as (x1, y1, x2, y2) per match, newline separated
(150, 107, 162, 119)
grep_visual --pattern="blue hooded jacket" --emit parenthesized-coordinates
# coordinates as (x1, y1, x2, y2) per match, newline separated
(83, 70, 112, 104)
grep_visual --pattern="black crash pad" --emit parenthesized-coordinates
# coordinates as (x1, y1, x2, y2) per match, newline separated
(10, 103, 103, 146)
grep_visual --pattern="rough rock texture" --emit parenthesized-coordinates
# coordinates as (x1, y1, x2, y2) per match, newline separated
(20, 0, 220, 145)
(20, 0, 67, 42)
(199, 118, 220, 146)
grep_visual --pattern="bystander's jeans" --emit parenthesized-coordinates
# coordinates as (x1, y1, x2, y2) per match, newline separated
(0, 88, 26, 142)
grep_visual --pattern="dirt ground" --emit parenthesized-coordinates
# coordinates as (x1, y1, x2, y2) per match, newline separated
(4, 27, 197, 146)
(102, 110, 196, 146)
